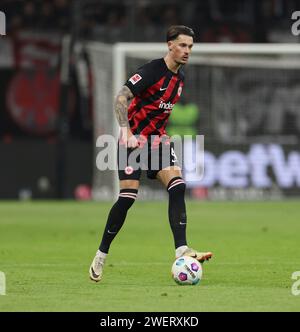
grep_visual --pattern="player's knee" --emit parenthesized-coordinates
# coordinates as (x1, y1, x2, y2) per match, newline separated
(167, 177, 186, 195)
(117, 188, 138, 210)
(120, 179, 139, 190)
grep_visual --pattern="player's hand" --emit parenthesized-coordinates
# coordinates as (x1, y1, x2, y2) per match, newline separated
(121, 127, 139, 148)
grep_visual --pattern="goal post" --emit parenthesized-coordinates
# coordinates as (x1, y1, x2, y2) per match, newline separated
(87, 42, 300, 201)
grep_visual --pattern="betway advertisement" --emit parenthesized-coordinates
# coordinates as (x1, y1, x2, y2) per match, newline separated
(184, 141, 300, 200)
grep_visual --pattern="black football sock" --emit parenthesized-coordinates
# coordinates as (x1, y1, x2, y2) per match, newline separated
(167, 177, 188, 249)
(99, 189, 138, 253)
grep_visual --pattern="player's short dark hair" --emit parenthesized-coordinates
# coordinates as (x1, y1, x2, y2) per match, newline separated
(166, 25, 195, 42)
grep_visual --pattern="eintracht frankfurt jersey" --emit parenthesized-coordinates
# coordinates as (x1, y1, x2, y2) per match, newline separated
(125, 58, 184, 138)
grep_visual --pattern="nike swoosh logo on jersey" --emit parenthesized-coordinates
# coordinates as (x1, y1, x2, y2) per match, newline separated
(160, 87, 167, 91)
(108, 230, 117, 234)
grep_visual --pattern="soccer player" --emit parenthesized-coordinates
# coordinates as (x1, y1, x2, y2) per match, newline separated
(89, 25, 213, 282)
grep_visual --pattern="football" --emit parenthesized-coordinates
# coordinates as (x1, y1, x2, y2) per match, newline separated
(171, 256, 202, 285)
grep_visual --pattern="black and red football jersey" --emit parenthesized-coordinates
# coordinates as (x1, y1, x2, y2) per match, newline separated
(125, 58, 184, 138)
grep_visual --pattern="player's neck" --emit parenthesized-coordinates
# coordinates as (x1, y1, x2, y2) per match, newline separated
(164, 55, 181, 74)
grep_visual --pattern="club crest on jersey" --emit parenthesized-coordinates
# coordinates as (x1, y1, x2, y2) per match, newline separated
(177, 86, 182, 96)
(129, 74, 142, 85)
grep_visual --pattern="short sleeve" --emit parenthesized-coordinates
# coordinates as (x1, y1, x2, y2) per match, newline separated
(124, 64, 155, 96)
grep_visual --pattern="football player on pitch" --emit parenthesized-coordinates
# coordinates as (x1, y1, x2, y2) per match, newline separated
(90, 25, 213, 282)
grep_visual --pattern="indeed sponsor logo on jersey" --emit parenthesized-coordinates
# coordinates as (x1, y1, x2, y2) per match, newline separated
(159, 101, 174, 111)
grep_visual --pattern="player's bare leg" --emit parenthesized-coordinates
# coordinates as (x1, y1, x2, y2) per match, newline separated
(156, 166, 213, 263)
(89, 180, 139, 282)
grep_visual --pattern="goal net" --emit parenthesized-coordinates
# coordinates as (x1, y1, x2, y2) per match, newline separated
(87, 43, 300, 201)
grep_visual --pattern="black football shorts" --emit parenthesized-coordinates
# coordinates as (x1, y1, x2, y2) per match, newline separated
(118, 138, 179, 181)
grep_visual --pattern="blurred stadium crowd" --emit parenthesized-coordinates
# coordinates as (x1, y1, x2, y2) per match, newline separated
(2, 0, 300, 43)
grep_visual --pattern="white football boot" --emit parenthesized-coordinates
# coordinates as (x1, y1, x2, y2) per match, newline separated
(177, 247, 213, 263)
(89, 252, 106, 282)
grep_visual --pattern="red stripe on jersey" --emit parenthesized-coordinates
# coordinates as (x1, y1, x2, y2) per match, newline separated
(128, 72, 183, 138)
(140, 75, 179, 114)
(128, 96, 142, 119)
(128, 76, 165, 119)
(139, 115, 168, 137)
(140, 76, 166, 100)
(130, 107, 148, 133)
(153, 81, 184, 135)
(161, 75, 179, 100)
(139, 76, 180, 137)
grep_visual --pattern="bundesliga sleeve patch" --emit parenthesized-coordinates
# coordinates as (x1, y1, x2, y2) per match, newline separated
(129, 74, 142, 85)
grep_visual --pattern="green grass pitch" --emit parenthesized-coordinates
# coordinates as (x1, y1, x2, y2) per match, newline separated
(0, 200, 300, 312)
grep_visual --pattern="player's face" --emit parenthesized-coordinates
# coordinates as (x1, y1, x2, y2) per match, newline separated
(169, 34, 193, 65)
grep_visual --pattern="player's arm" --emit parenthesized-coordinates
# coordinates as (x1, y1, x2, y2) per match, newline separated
(114, 85, 133, 127)
(114, 85, 138, 148)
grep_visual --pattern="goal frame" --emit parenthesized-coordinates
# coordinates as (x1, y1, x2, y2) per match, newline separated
(88, 42, 300, 199)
